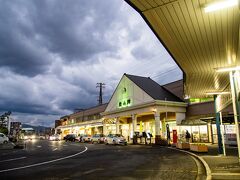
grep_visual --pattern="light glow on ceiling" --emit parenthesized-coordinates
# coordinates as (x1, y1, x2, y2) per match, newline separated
(215, 66, 240, 72)
(204, 0, 238, 13)
(205, 91, 230, 95)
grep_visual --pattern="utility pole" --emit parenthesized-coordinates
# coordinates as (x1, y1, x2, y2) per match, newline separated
(96, 83, 105, 105)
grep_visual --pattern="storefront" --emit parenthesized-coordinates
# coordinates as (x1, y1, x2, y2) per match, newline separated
(102, 74, 187, 144)
(56, 119, 104, 139)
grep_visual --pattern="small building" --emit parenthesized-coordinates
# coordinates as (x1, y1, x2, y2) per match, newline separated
(56, 104, 108, 138)
(57, 73, 235, 145)
(102, 74, 187, 144)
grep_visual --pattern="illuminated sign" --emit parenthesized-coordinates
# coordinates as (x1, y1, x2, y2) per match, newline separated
(118, 87, 132, 108)
(118, 98, 131, 108)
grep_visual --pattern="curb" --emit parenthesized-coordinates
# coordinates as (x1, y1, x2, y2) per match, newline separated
(168, 147, 212, 180)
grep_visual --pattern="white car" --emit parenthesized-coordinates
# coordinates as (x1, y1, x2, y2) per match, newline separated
(104, 134, 127, 145)
(81, 134, 92, 142)
(91, 134, 105, 144)
(49, 134, 60, 141)
(0, 133, 9, 144)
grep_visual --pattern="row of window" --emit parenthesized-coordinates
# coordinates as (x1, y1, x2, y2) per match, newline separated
(63, 114, 102, 125)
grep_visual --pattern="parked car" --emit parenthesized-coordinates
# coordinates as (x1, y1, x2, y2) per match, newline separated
(49, 134, 60, 141)
(104, 134, 127, 145)
(91, 134, 105, 144)
(80, 134, 92, 143)
(75, 135, 81, 142)
(0, 133, 9, 144)
(63, 134, 76, 142)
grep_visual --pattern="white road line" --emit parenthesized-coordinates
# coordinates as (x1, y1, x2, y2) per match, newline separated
(37, 145, 42, 148)
(0, 157, 26, 163)
(52, 148, 58, 151)
(212, 173, 240, 176)
(0, 146, 88, 173)
(136, 169, 197, 173)
(83, 168, 104, 175)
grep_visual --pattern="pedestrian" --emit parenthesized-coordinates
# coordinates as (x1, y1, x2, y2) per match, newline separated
(185, 130, 191, 143)
(166, 124, 171, 145)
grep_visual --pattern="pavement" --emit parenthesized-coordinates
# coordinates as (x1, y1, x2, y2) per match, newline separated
(198, 144, 240, 179)
(172, 144, 240, 180)
(1, 141, 240, 179)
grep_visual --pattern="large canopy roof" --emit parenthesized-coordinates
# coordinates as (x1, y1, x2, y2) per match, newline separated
(126, 0, 240, 98)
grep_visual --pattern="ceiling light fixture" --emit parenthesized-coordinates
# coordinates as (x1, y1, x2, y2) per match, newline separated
(204, 0, 238, 13)
(215, 66, 240, 72)
(206, 91, 230, 95)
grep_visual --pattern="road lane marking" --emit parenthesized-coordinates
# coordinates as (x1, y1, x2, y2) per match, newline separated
(0, 157, 26, 163)
(212, 173, 240, 176)
(52, 148, 58, 151)
(83, 168, 104, 175)
(37, 146, 42, 148)
(0, 146, 88, 173)
(136, 169, 197, 173)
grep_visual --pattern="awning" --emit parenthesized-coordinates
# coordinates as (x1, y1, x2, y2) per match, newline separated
(200, 115, 235, 124)
(180, 119, 207, 126)
(126, 0, 240, 99)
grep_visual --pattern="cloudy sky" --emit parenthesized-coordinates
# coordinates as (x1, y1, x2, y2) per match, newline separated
(0, 0, 182, 127)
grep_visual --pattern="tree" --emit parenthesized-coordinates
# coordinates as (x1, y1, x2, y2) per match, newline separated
(0, 126, 8, 134)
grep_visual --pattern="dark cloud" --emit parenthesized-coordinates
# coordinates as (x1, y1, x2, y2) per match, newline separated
(0, 0, 123, 76)
(0, 0, 181, 126)
(0, 1, 51, 76)
(29, 0, 117, 60)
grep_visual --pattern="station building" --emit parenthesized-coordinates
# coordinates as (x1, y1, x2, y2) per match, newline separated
(55, 104, 107, 139)
(125, 0, 240, 155)
(55, 73, 235, 145)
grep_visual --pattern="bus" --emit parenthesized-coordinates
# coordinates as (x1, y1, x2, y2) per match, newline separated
(21, 128, 36, 140)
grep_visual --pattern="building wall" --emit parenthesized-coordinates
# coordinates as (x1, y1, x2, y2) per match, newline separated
(186, 101, 233, 120)
(105, 75, 154, 112)
(67, 103, 108, 124)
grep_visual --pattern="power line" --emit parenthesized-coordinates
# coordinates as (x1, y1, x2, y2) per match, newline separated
(151, 66, 179, 79)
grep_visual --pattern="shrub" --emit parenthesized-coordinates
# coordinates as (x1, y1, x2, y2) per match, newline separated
(0, 126, 8, 135)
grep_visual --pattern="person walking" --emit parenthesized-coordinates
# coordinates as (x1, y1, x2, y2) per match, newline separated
(185, 130, 191, 143)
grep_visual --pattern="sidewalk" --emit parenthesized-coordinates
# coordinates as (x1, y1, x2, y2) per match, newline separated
(196, 144, 240, 179)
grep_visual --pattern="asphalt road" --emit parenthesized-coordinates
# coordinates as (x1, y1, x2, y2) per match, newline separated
(0, 140, 206, 180)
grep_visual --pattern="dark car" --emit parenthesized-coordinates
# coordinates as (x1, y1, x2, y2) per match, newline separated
(63, 134, 76, 142)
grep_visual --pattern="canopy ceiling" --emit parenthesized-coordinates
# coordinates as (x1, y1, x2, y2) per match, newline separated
(126, 0, 240, 98)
